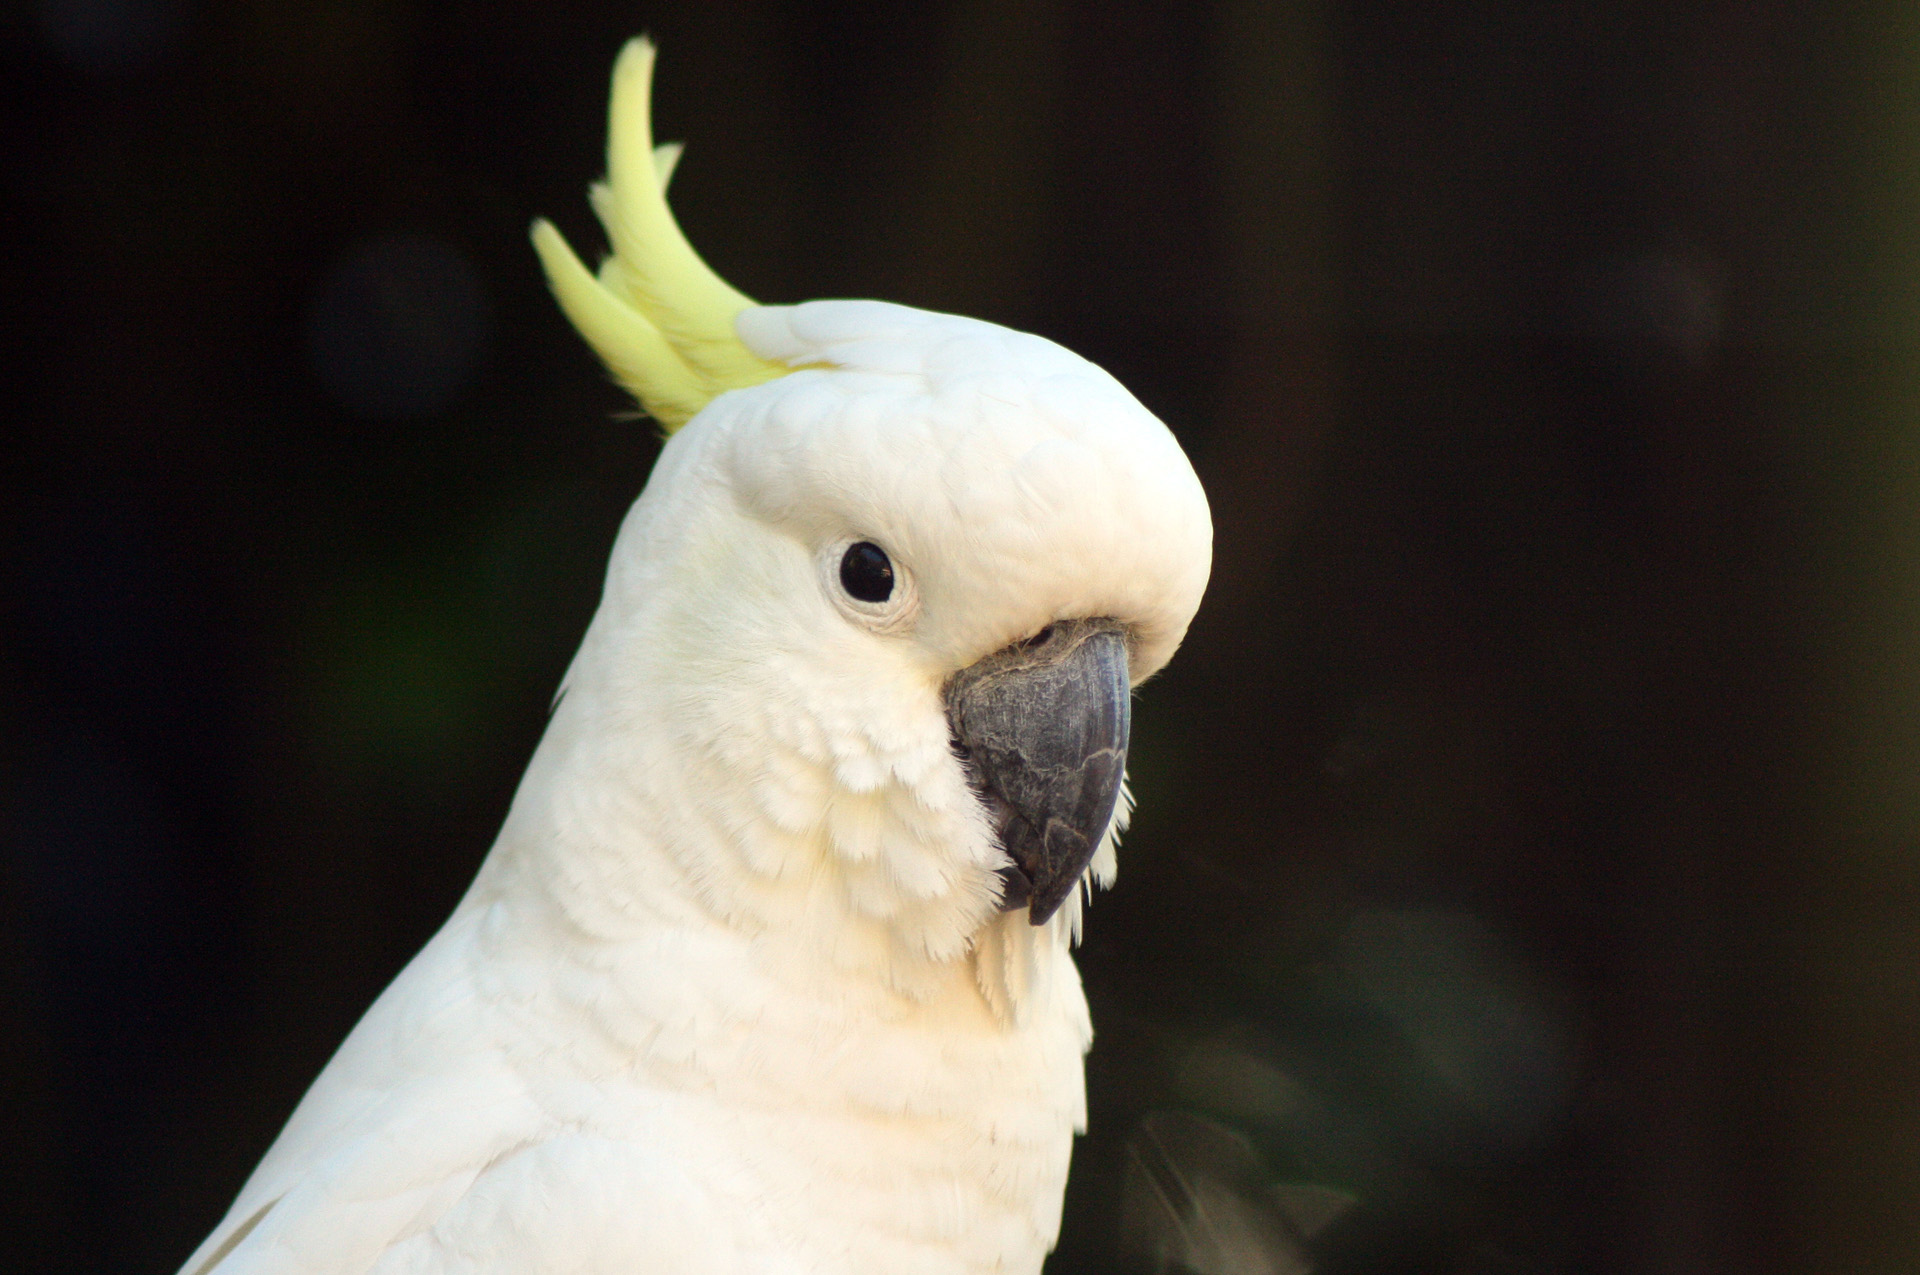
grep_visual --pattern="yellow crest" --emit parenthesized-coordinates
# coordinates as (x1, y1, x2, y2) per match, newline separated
(531, 38, 789, 432)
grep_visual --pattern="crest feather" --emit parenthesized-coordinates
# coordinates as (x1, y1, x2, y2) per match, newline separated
(531, 38, 789, 431)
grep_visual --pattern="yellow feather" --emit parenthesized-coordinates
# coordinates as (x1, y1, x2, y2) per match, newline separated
(532, 37, 789, 432)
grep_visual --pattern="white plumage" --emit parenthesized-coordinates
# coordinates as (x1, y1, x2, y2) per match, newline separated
(181, 46, 1210, 1275)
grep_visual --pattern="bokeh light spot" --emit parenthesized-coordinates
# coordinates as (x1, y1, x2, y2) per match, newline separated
(305, 232, 491, 419)
(38, 0, 180, 72)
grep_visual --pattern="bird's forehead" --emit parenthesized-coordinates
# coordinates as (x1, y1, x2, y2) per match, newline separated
(710, 301, 1211, 674)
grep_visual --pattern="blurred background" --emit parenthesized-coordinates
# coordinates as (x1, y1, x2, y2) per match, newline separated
(6, 0, 1920, 1271)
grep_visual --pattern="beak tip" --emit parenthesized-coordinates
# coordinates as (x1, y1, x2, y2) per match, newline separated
(1028, 895, 1068, 927)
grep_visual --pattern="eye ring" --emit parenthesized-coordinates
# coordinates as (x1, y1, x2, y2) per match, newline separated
(821, 537, 919, 634)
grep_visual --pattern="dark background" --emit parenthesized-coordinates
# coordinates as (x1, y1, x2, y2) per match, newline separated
(7, 1, 1920, 1271)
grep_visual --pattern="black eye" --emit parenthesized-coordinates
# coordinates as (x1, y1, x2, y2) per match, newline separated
(839, 541, 895, 603)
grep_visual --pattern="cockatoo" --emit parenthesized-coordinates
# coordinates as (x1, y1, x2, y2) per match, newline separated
(181, 39, 1210, 1275)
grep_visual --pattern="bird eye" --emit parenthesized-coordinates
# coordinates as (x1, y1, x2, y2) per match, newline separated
(839, 541, 895, 603)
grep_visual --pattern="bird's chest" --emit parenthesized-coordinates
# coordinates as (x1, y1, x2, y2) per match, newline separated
(676, 1024, 1079, 1274)
(543, 951, 1086, 1274)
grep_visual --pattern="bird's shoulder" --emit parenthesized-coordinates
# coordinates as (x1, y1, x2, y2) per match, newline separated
(179, 908, 536, 1273)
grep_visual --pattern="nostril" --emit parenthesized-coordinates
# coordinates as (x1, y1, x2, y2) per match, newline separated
(1019, 625, 1055, 650)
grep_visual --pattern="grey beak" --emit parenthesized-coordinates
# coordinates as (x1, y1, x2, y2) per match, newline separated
(945, 618, 1131, 925)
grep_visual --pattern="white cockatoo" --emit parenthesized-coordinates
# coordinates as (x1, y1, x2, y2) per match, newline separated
(181, 39, 1210, 1275)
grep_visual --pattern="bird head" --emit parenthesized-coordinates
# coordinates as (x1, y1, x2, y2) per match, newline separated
(526, 40, 1210, 999)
